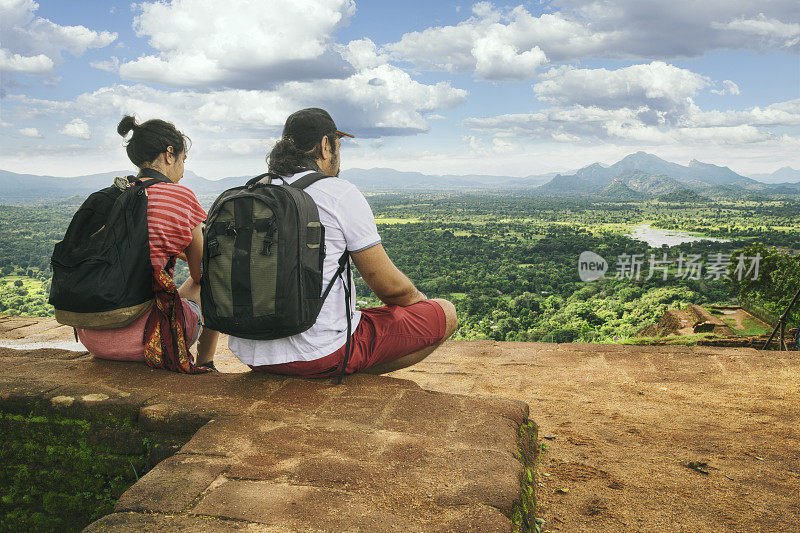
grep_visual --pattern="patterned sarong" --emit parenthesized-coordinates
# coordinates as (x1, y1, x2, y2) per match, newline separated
(143, 268, 211, 374)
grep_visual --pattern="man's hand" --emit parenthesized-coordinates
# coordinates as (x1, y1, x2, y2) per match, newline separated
(351, 244, 425, 307)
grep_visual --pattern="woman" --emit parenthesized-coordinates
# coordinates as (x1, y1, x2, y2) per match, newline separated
(76, 115, 218, 370)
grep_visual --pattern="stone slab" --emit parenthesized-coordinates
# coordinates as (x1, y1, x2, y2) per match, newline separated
(0, 344, 531, 532)
(115, 454, 232, 513)
(85, 512, 276, 532)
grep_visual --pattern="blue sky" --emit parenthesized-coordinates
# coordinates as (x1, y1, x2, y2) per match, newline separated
(1, 0, 799, 179)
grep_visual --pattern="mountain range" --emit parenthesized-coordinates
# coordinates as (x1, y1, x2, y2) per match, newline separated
(750, 166, 800, 183)
(534, 151, 800, 199)
(1, 152, 798, 204)
(0, 167, 556, 203)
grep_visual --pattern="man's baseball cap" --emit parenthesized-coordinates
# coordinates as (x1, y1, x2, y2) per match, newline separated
(282, 108, 354, 151)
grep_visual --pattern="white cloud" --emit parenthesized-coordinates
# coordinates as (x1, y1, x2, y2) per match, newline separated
(473, 36, 547, 81)
(465, 58, 800, 149)
(89, 56, 119, 73)
(555, 0, 800, 55)
(119, 0, 356, 89)
(677, 124, 767, 143)
(388, 4, 563, 80)
(60, 118, 91, 139)
(469, 107, 786, 144)
(0, 48, 52, 74)
(0, 0, 116, 79)
(712, 14, 800, 49)
(462, 135, 484, 152)
(207, 138, 276, 156)
(389, 1, 800, 78)
(458, 133, 521, 155)
(18, 127, 42, 137)
(339, 38, 390, 70)
(464, 102, 784, 145)
(710, 80, 741, 96)
(552, 132, 580, 143)
(687, 99, 800, 128)
(491, 136, 520, 153)
(6, 64, 466, 162)
(534, 62, 709, 122)
(465, 106, 644, 138)
(389, 20, 479, 74)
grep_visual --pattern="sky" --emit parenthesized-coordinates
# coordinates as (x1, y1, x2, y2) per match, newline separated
(1, 0, 799, 179)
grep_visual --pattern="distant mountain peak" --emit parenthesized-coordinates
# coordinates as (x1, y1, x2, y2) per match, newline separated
(765, 166, 800, 182)
(600, 180, 647, 200)
(538, 150, 757, 195)
(622, 151, 662, 162)
(689, 159, 728, 170)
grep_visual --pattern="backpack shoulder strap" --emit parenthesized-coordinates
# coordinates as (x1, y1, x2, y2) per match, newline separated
(289, 172, 329, 191)
(246, 172, 283, 187)
(129, 175, 173, 189)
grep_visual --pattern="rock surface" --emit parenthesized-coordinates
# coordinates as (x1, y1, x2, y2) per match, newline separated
(390, 340, 800, 532)
(0, 324, 534, 532)
(5, 315, 799, 531)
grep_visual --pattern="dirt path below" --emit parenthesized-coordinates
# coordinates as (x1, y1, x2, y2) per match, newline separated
(390, 341, 800, 532)
(710, 307, 772, 335)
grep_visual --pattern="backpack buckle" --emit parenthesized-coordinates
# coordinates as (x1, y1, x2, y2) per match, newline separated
(207, 239, 221, 258)
(261, 237, 273, 256)
(225, 222, 237, 236)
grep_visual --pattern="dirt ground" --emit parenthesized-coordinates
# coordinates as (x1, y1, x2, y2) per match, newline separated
(711, 307, 772, 335)
(643, 306, 772, 339)
(387, 341, 800, 533)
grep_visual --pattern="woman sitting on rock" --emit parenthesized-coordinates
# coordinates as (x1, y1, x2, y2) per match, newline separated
(76, 115, 218, 371)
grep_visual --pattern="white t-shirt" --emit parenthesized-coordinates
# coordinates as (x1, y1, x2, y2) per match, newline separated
(228, 170, 381, 365)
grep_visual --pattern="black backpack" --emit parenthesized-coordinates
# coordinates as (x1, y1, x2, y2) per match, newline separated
(201, 172, 353, 376)
(49, 176, 171, 329)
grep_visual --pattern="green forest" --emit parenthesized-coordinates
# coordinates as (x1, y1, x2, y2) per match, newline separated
(1, 192, 798, 343)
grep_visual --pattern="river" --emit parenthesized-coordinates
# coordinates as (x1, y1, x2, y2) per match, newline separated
(627, 224, 730, 247)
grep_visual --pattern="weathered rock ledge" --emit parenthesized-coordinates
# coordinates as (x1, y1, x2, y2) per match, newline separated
(0, 345, 536, 532)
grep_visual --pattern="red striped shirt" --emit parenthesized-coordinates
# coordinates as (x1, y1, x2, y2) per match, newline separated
(145, 183, 206, 272)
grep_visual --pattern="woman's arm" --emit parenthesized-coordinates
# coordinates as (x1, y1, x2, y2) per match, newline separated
(183, 224, 204, 283)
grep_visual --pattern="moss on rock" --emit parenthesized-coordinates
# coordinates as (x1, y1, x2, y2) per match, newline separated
(0, 410, 185, 533)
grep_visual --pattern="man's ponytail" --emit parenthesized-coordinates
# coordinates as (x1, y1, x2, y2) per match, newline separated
(267, 133, 336, 175)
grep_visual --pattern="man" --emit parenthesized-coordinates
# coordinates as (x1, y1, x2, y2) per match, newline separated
(228, 108, 457, 376)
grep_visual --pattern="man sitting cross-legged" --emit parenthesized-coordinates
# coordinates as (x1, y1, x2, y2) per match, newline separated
(227, 108, 457, 377)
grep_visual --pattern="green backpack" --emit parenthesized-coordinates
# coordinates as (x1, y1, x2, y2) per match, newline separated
(201, 172, 353, 373)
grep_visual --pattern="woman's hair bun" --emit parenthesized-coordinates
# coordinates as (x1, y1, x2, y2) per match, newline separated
(117, 115, 138, 137)
(118, 114, 188, 167)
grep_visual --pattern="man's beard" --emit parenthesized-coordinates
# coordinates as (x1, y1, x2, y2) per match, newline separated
(330, 146, 340, 177)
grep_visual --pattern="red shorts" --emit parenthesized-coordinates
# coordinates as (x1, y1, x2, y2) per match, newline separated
(250, 300, 446, 377)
